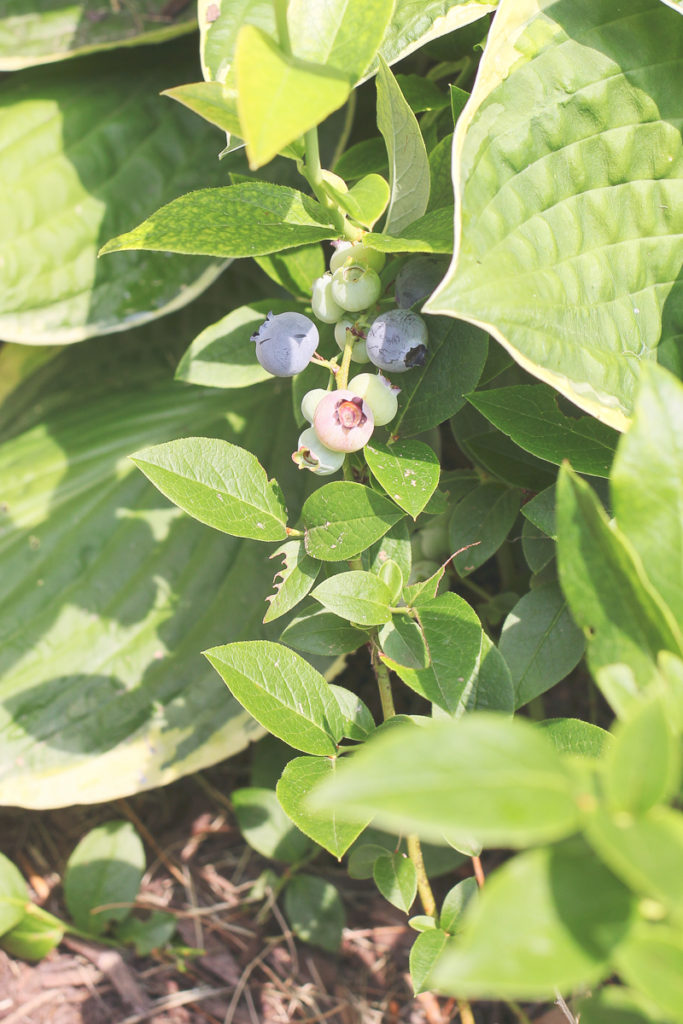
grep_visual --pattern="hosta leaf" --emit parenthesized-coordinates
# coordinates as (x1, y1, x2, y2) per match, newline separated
(426, 0, 683, 431)
(0, 45, 227, 344)
(205, 641, 344, 755)
(0, 0, 196, 70)
(0, 300, 310, 808)
(101, 182, 337, 259)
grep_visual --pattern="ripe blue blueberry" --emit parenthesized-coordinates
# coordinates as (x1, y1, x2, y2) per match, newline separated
(366, 310, 428, 373)
(394, 256, 448, 309)
(250, 311, 319, 377)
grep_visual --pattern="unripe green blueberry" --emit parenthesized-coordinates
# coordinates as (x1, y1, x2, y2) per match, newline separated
(313, 389, 374, 452)
(311, 273, 345, 324)
(251, 311, 319, 377)
(366, 309, 428, 373)
(330, 264, 382, 313)
(334, 316, 370, 363)
(330, 240, 386, 274)
(347, 372, 400, 427)
(300, 388, 328, 424)
(292, 427, 345, 475)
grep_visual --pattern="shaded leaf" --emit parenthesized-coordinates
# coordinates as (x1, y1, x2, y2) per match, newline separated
(278, 756, 370, 858)
(232, 786, 314, 863)
(283, 874, 345, 952)
(64, 821, 145, 936)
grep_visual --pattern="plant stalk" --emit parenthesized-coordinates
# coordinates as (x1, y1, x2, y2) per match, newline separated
(370, 635, 395, 720)
(273, 0, 291, 53)
(302, 128, 359, 240)
(407, 834, 437, 919)
(337, 331, 355, 391)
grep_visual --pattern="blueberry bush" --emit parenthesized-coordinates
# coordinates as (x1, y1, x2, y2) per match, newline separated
(0, 0, 682, 1019)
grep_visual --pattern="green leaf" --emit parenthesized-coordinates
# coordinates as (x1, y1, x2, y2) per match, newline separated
(616, 924, 683, 1024)
(131, 437, 288, 543)
(585, 807, 683, 918)
(373, 853, 417, 913)
(311, 714, 581, 848)
(235, 26, 351, 169)
(0, 904, 64, 961)
(384, 593, 483, 713)
(425, 0, 683, 431)
(334, 137, 388, 181)
(312, 571, 392, 627)
(410, 929, 449, 994)
(578, 985, 671, 1024)
(100, 182, 337, 258)
(255, 244, 325, 300)
(277, 756, 370, 858)
(264, 542, 321, 624)
(456, 634, 515, 717)
(453, 405, 558, 492)
(204, 641, 343, 756)
(521, 519, 555, 574)
(328, 685, 376, 741)
(556, 468, 683, 714)
(431, 838, 634, 999)
(364, 206, 454, 253)
(63, 821, 145, 936)
(287, 0, 395, 78)
(280, 606, 368, 657)
(347, 842, 394, 880)
(392, 316, 488, 437)
(115, 911, 177, 957)
(0, 1, 196, 69)
(378, 617, 429, 670)
(395, 74, 448, 114)
(611, 365, 683, 625)
(365, 440, 440, 519)
(163, 81, 242, 139)
(283, 874, 345, 952)
(176, 299, 308, 389)
(499, 582, 585, 709)
(0, 853, 28, 938)
(232, 786, 314, 863)
(0, 46, 228, 344)
(428, 133, 454, 213)
(302, 482, 405, 561)
(604, 699, 680, 815)
(440, 877, 478, 935)
(468, 384, 619, 477)
(362, 519, 412, 581)
(521, 485, 557, 539)
(376, 55, 430, 235)
(541, 718, 612, 760)
(374, 0, 496, 72)
(449, 482, 521, 576)
(337, 174, 391, 229)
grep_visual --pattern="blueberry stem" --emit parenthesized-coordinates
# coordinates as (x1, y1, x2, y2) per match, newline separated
(336, 330, 355, 390)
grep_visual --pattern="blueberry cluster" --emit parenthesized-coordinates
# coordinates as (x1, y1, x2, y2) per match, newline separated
(251, 242, 431, 476)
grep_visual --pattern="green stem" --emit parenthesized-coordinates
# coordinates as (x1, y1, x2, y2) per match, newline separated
(370, 635, 395, 720)
(507, 1002, 533, 1024)
(337, 331, 355, 391)
(406, 834, 437, 919)
(273, 0, 291, 53)
(302, 128, 359, 240)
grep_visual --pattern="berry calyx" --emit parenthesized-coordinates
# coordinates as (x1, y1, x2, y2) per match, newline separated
(292, 428, 345, 476)
(365, 309, 428, 373)
(311, 273, 345, 324)
(347, 372, 400, 426)
(313, 389, 374, 452)
(330, 264, 382, 313)
(251, 311, 319, 377)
